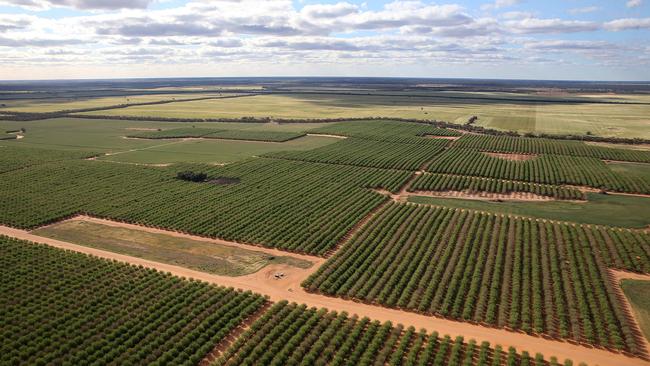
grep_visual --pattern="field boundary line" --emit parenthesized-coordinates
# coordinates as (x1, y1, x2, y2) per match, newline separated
(609, 270, 650, 357)
(199, 302, 272, 366)
(2, 224, 649, 366)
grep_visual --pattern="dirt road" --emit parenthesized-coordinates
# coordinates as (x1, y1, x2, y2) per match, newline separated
(1, 224, 649, 366)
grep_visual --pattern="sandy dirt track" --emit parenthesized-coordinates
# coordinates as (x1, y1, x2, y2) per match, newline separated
(306, 133, 348, 139)
(1, 224, 649, 366)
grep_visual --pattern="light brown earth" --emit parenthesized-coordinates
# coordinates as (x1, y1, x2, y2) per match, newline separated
(404, 189, 576, 202)
(422, 135, 460, 140)
(1, 220, 648, 366)
(484, 152, 539, 161)
(305, 133, 348, 139)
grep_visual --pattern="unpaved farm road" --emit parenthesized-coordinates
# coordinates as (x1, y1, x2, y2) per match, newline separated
(1, 224, 649, 366)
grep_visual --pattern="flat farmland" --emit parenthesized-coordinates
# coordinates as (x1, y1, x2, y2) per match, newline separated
(99, 135, 337, 165)
(408, 192, 650, 228)
(1, 92, 650, 366)
(71, 93, 650, 139)
(0, 93, 240, 113)
(32, 218, 314, 277)
(0, 118, 335, 164)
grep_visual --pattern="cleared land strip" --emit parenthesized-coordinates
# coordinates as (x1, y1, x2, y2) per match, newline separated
(1, 224, 648, 366)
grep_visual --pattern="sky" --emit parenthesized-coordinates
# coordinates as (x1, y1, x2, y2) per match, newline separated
(0, 0, 649, 81)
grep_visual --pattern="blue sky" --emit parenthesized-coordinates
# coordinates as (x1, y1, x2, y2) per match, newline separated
(0, 0, 648, 80)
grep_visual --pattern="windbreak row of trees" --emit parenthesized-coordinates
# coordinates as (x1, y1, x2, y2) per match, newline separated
(304, 202, 650, 354)
(0, 236, 266, 366)
(213, 300, 571, 366)
(128, 127, 305, 142)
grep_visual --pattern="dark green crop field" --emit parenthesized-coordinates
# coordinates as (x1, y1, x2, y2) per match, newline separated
(0, 236, 266, 366)
(305, 202, 649, 354)
(0, 110, 648, 366)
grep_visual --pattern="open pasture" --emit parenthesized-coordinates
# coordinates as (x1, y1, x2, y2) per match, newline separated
(0, 118, 336, 164)
(0, 93, 238, 113)
(32, 219, 313, 277)
(408, 193, 650, 228)
(70, 92, 650, 139)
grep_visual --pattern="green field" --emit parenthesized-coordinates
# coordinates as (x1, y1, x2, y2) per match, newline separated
(99, 135, 337, 164)
(608, 161, 650, 181)
(32, 219, 313, 276)
(70, 93, 650, 139)
(0, 118, 335, 164)
(408, 193, 650, 228)
(621, 280, 650, 342)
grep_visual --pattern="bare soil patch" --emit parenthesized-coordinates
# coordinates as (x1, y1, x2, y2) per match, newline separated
(484, 152, 539, 161)
(422, 135, 460, 141)
(407, 190, 568, 202)
(306, 133, 348, 139)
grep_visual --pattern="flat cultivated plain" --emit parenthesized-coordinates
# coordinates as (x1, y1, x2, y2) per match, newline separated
(1, 96, 649, 366)
(69, 92, 650, 138)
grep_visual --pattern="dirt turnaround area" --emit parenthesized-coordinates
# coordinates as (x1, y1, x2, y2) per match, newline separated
(0, 218, 648, 366)
(484, 152, 539, 161)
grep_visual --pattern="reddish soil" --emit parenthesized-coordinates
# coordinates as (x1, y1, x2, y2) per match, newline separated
(422, 135, 460, 141)
(406, 190, 574, 202)
(484, 152, 539, 161)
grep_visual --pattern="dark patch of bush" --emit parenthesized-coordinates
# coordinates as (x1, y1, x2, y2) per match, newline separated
(176, 171, 207, 182)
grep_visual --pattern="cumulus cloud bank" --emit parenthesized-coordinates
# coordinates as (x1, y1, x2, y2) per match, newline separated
(0, 0, 647, 79)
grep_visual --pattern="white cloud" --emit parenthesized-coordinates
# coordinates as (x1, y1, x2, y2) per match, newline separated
(627, 0, 642, 8)
(301, 2, 358, 19)
(481, 0, 520, 11)
(0, 0, 648, 80)
(506, 18, 599, 34)
(0, 0, 153, 10)
(568, 6, 600, 14)
(604, 17, 650, 30)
